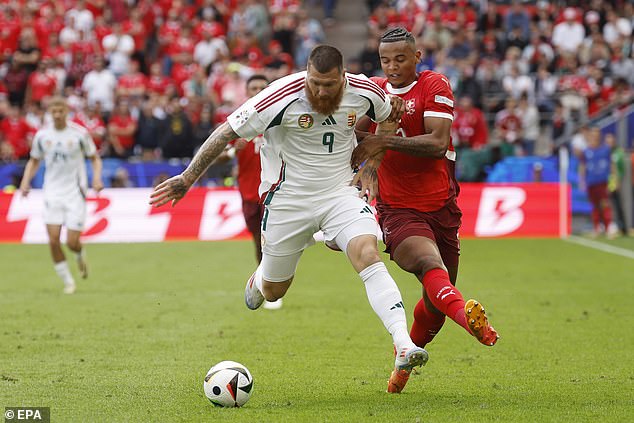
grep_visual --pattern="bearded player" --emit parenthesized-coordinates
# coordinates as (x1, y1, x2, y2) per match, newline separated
(353, 28, 499, 393)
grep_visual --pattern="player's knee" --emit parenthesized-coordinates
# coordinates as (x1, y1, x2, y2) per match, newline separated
(415, 255, 446, 276)
(348, 236, 380, 269)
(67, 239, 81, 252)
(49, 238, 62, 249)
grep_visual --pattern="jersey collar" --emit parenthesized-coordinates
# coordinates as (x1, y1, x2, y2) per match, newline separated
(385, 79, 418, 95)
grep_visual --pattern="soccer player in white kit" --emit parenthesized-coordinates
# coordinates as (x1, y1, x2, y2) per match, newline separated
(19, 97, 104, 294)
(150, 45, 428, 379)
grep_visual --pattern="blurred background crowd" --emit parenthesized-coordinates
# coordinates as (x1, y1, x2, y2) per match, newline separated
(0, 0, 632, 190)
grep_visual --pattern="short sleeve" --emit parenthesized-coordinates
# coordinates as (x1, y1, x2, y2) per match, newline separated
(350, 73, 391, 123)
(227, 95, 268, 141)
(228, 73, 305, 140)
(423, 74, 455, 121)
(30, 131, 44, 159)
(81, 131, 97, 157)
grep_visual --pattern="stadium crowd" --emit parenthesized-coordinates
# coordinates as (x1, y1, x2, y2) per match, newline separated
(0, 0, 632, 184)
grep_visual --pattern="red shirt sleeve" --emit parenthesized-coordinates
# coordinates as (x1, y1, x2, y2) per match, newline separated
(422, 73, 454, 121)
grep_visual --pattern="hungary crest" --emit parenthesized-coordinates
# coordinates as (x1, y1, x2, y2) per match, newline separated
(298, 114, 313, 129)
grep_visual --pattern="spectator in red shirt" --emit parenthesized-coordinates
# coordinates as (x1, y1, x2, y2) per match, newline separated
(168, 25, 196, 66)
(495, 97, 523, 155)
(0, 105, 32, 160)
(117, 60, 148, 99)
(146, 62, 174, 96)
(107, 101, 137, 158)
(72, 103, 106, 152)
(26, 60, 58, 105)
(122, 8, 149, 58)
(453, 96, 489, 150)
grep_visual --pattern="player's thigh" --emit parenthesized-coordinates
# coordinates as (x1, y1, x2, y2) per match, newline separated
(46, 224, 63, 244)
(260, 203, 316, 258)
(63, 195, 87, 232)
(392, 236, 445, 277)
(43, 199, 65, 227)
(320, 192, 379, 254)
(261, 250, 303, 283)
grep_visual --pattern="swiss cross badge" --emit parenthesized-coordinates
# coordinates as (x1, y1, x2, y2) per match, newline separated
(406, 99, 416, 115)
(347, 111, 357, 127)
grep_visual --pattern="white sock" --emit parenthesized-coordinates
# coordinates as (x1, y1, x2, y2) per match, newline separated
(54, 261, 75, 286)
(359, 262, 413, 351)
(75, 249, 85, 261)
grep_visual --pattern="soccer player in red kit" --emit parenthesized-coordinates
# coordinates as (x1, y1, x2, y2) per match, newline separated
(353, 27, 499, 393)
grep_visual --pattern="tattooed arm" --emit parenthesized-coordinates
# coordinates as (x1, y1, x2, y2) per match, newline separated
(351, 117, 452, 169)
(150, 122, 238, 207)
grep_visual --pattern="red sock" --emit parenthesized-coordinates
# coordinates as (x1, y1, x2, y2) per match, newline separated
(410, 297, 445, 347)
(422, 268, 470, 333)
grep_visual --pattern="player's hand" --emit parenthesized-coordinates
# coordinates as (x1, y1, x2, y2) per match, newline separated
(149, 174, 191, 207)
(93, 179, 104, 194)
(233, 138, 248, 151)
(387, 95, 405, 122)
(351, 135, 386, 170)
(19, 185, 30, 198)
(351, 156, 382, 203)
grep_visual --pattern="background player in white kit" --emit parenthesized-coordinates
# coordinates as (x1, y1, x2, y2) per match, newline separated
(19, 97, 103, 294)
(150, 45, 428, 380)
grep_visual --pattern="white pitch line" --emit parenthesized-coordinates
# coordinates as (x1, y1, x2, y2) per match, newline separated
(565, 235, 634, 260)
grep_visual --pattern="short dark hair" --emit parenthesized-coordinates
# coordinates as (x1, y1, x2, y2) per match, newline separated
(246, 74, 268, 86)
(308, 45, 343, 74)
(380, 27, 416, 49)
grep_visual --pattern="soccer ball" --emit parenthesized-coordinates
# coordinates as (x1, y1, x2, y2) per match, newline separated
(203, 361, 254, 407)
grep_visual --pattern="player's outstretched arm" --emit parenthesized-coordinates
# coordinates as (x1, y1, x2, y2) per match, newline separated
(150, 122, 238, 207)
(19, 158, 41, 197)
(90, 155, 104, 193)
(351, 117, 451, 169)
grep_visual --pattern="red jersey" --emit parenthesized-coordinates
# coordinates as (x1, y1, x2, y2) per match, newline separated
(27, 70, 57, 102)
(147, 74, 173, 95)
(108, 115, 137, 149)
(72, 113, 106, 149)
(118, 72, 148, 92)
(453, 106, 488, 149)
(0, 117, 32, 159)
(370, 71, 457, 212)
(235, 135, 264, 203)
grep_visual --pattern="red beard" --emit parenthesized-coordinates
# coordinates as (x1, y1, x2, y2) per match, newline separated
(305, 84, 344, 116)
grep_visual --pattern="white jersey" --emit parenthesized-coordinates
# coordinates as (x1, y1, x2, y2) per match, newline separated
(227, 71, 391, 201)
(30, 122, 97, 200)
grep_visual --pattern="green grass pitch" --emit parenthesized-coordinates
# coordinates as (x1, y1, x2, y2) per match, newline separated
(1, 238, 633, 422)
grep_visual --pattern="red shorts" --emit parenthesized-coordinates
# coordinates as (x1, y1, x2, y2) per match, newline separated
(587, 183, 609, 208)
(377, 199, 462, 267)
(242, 200, 264, 239)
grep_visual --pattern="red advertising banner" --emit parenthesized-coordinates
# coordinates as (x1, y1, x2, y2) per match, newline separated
(0, 184, 569, 243)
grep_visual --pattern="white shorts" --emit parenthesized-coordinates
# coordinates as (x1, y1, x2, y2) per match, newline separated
(43, 194, 86, 231)
(260, 187, 379, 281)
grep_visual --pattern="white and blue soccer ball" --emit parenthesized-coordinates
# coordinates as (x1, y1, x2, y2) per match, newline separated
(203, 361, 254, 407)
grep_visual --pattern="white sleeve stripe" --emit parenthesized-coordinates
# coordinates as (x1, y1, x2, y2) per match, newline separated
(424, 111, 454, 121)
